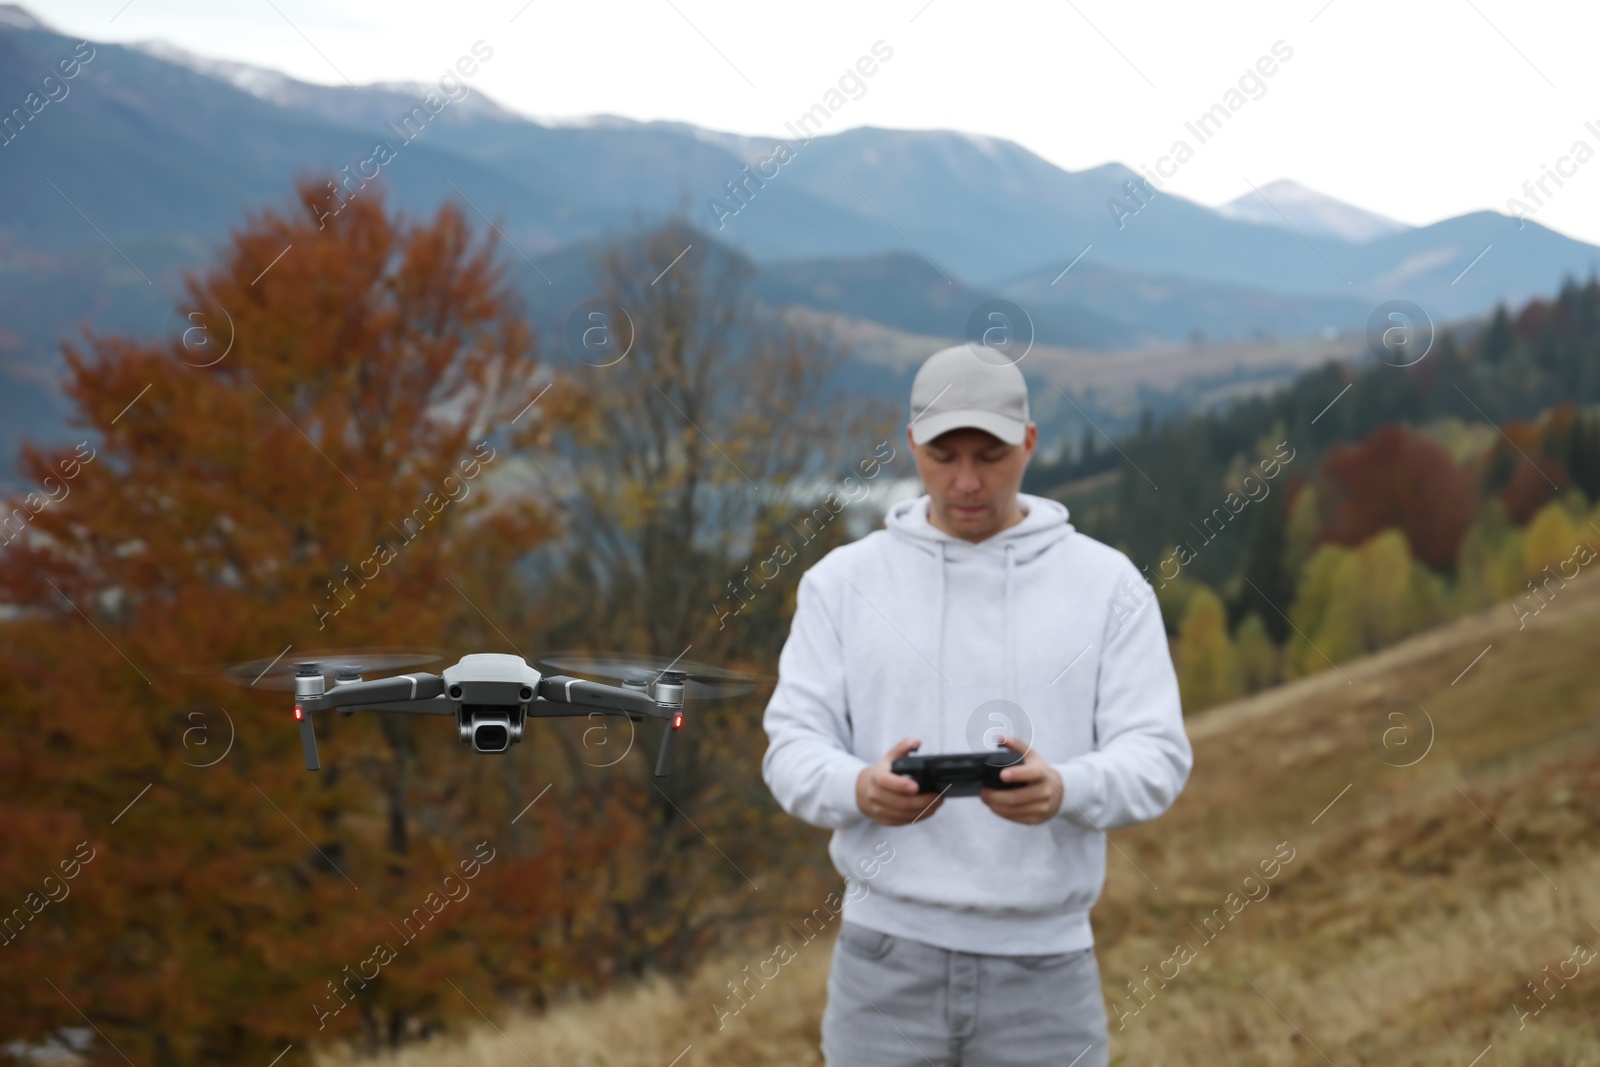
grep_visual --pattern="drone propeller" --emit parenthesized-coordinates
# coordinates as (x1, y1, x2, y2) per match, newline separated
(536, 651, 771, 700)
(200, 648, 444, 692)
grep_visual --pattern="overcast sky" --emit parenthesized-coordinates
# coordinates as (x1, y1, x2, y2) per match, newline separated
(24, 0, 1600, 244)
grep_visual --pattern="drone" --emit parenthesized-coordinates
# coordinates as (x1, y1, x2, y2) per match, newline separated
(213, 649, 765, 775)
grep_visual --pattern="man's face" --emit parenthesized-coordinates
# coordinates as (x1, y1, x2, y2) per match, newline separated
(909, 423, 1037, 542)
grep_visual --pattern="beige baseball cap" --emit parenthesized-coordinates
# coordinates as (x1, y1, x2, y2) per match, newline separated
(908, 344, 1031, 445)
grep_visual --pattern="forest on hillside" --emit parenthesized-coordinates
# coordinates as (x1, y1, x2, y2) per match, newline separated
(1025, 278, 1600, 710)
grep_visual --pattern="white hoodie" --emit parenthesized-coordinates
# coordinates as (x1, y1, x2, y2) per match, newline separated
(760, 492, 1192, 955)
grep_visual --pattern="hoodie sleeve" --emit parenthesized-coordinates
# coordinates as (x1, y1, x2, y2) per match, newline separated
(1051, 561, 1192, 832)
(761, 565, 872, 830)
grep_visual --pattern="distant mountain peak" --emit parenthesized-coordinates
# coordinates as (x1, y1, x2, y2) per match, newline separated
(0, 3, 49, 30)
(127, 39, 521, 122)
(131, 40, 295, 100)
(1217, 179, 1410, 244)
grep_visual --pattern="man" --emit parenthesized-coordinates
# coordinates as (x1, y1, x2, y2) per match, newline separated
(760, 343, 1193, 1067)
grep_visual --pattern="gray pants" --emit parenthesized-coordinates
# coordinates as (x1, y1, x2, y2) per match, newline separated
(821, 921, 1110, 1067)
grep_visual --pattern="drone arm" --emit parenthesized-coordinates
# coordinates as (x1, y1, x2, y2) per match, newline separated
(309, 673, 446, 711)
(350, 696, 454, 715)
(537, 675, 662, 719)
(537, 675, 683, 777)
(296, 674, 446, 771)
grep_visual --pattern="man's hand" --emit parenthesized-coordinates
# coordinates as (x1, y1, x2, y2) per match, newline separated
(857, 737, 945, 826)
(981, 736, 1064, 824)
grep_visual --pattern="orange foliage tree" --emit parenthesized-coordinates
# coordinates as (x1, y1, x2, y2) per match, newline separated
(1486, 415, 1573, 524)
(0, 178, 614, 1062)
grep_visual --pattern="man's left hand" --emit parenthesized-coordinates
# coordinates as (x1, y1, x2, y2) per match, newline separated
(980, 736, 1063, 825)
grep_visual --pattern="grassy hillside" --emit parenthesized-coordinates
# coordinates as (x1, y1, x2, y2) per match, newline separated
(313, 573, 1600, 1067)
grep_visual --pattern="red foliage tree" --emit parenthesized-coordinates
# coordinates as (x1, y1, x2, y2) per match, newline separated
(1492, 419, 1569, 524)
(1314, 425, 1478, 571)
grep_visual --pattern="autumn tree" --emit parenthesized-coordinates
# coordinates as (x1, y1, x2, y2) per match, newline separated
(1233, 613, 1280, 694)
(1453, 499, 1522, 609)
(1544, 406, 1600, 502)
(1480, 417, 1565, 525)
(497, 218, 898, 979)
(1284, 530, 1445, 676)
(1175, 587, 1240, 712)
(1521, 500, 1584, 579)
(0, 178, 594, 1063)
(1313, 425, 1478, 572)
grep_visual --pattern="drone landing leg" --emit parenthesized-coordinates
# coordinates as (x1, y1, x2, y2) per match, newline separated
(298, 708, 320, 771)
(293, 666, 327, 771)
(648, 671, 687, 777)
(653, 711, 682, 777)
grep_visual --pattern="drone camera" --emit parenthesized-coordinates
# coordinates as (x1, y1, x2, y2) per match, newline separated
(457, 704, 525, 752)
(470, 713, 513, 753)
(440, 654, 544, 755)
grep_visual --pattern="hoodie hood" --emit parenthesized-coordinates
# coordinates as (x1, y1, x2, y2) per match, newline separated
(884, 492, 1075, 722)
(885, 492, 1073, 562)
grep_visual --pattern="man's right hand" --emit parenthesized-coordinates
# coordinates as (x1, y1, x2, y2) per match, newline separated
(856, 737, 944, 826)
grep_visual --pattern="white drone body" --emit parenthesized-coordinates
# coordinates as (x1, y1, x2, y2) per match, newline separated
(290, 652, 686, 772)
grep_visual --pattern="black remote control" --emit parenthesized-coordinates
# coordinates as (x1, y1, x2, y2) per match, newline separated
(890, 749, 1026, 797)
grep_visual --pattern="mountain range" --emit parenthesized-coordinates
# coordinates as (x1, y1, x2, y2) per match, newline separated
(2, 3, 1598, 481)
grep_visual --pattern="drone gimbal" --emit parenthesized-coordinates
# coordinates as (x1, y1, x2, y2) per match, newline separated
(291, 653, 686, 775)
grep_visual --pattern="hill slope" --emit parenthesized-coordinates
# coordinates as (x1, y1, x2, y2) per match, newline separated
(309, 573, 1600, 1065)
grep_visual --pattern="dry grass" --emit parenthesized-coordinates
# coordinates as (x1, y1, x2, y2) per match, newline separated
(312, 938, 834, 1067)
(315, 573, 1600, 1067)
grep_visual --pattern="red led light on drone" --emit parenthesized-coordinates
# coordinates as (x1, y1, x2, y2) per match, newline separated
(672, 713, 683, 729)
(294, 705, 302, 721)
